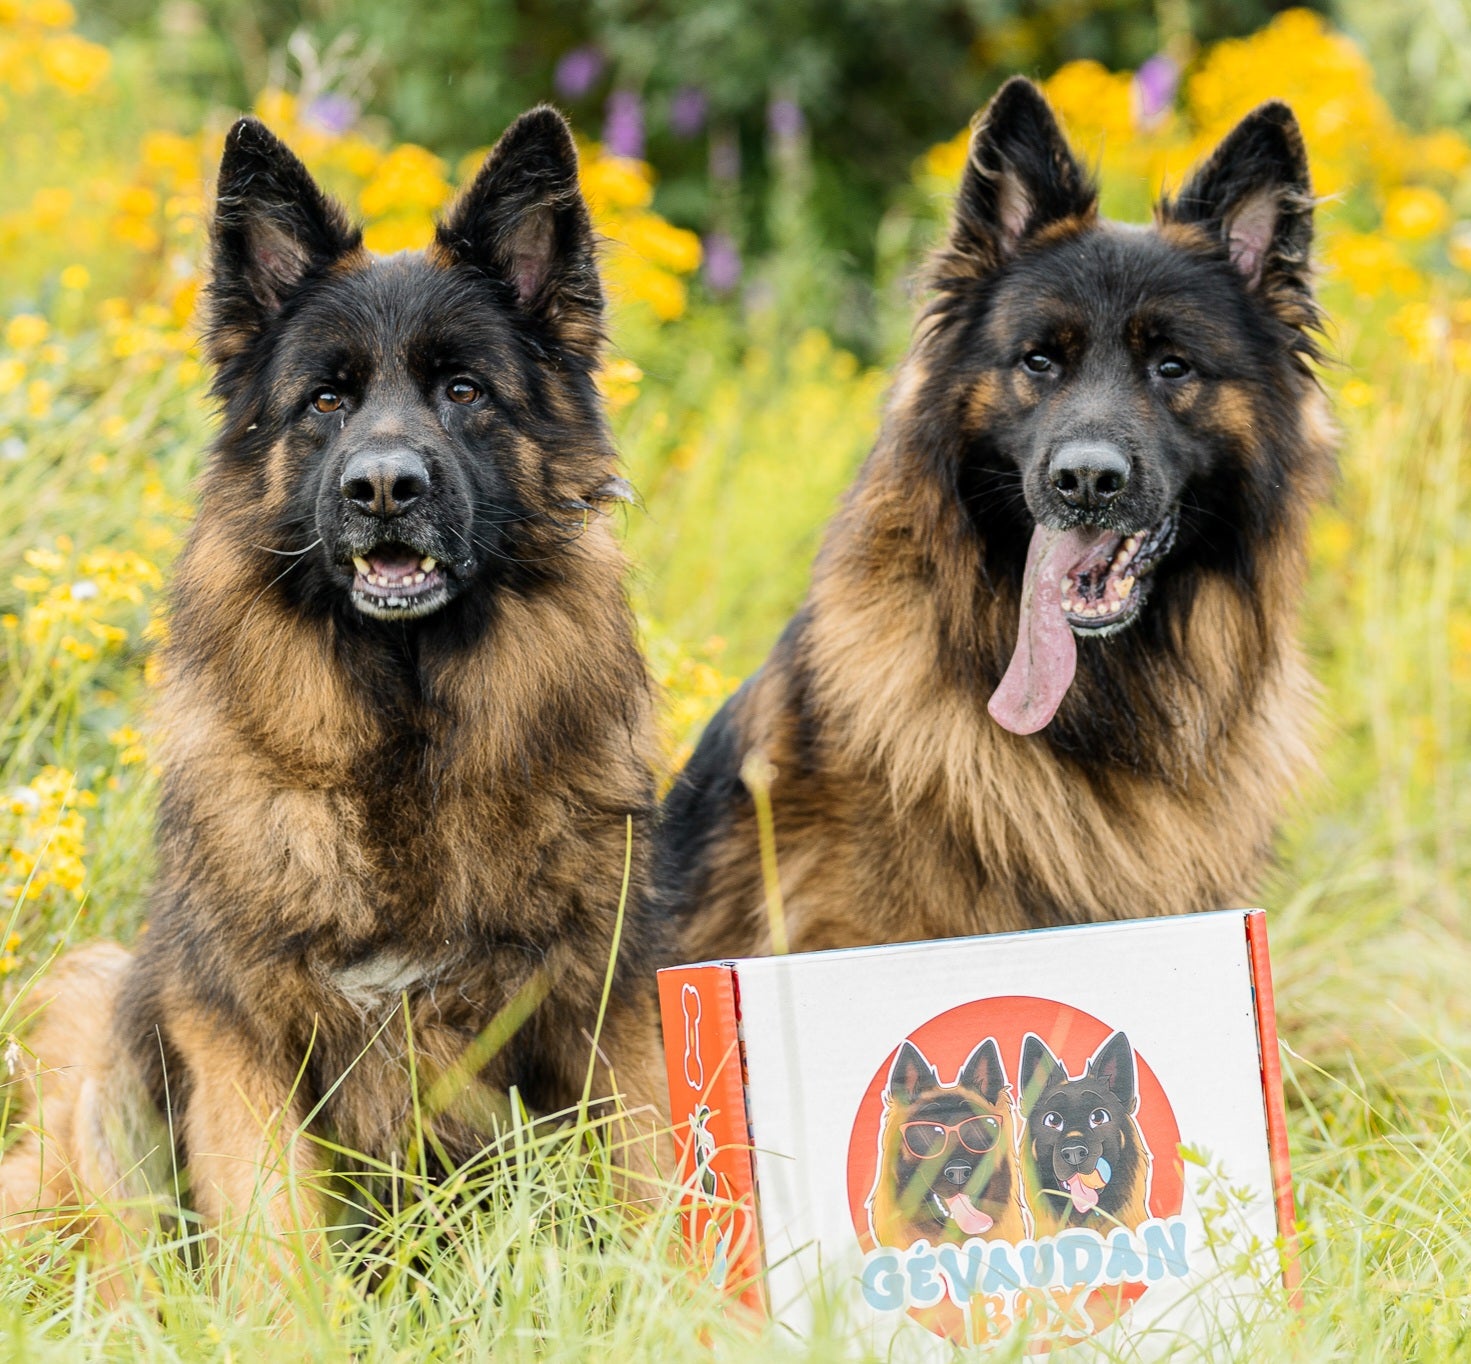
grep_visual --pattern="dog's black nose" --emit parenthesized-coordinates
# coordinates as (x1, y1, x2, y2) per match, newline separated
(1049, 441, 1130, 512)
(1059, 1143, 1090, 1168)
(943, 1161, 973, 1185)
(340, 448, 430, 519)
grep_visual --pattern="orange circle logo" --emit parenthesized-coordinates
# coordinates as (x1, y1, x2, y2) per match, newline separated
(845, 997, 1184, 1349)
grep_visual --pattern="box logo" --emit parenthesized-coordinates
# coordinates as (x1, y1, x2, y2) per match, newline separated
(845, 997, 1185, 1348)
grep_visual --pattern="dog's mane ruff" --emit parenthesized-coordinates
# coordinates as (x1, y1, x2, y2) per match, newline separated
(790, 367, 1323, 924)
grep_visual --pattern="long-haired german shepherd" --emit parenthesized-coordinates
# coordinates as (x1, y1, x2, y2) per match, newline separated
(661, 80, 1333, 957)
(1017, 1032, 1151, 1238)
(1, 107, 667, 1271)
(867, 1039, 1028, 1248)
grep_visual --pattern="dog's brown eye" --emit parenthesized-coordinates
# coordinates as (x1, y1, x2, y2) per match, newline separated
(1089, 1107, 1111, 1128)
(1156, 356, 1190, 380)
(447, 380, 482, 404)
(1043, 1111, 1063, 1130)
(1021, 351, 1055, 375)
(312, 389, 344, 413)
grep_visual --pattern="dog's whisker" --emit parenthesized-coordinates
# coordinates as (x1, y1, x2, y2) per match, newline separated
(251, 538, 324, 558)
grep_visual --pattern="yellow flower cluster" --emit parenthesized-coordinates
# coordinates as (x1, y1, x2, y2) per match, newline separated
(1, 70, 701, 402)
(2, 766, 92, 926)
(249, 89, 700, 320)
(5, 538, 162, 665)
(583, 151, 704, 323)
(0, 0, 109, 103)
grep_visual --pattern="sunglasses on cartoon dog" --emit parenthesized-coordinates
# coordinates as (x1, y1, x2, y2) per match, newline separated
(900, 1115, 1002, 1159)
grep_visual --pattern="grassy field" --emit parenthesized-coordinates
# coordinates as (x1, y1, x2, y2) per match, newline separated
(1, 5, 1470, 1359)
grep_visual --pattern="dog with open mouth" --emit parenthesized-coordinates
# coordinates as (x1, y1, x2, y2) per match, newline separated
(0, 107, 669, 1287)
(1017, 1032, 1151, 1238)
(867, 1039, 1029, 1250)
(660, 78, 1334, 957)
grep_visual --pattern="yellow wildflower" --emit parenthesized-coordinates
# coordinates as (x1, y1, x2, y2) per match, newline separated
(359, 144, 451, 219)
(1382, 186, 1450, 242)
(596, 358, 644, 411)
(362, 214, 436, 255)
(5, 314, 48, 349)
(37, 31, 111, 94)
(27, 0, 75, 25)
(580, 153, 654, 215)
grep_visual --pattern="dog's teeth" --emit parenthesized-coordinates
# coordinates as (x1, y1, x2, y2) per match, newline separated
(353, 556, 371, 576)
(1124, 535, 1139, 553)
(420, 556, 436, 572)
(1118, 575, 1135, 596)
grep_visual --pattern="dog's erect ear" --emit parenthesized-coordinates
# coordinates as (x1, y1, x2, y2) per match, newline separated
(1161, 102, 1313, 302)
(1087, 1032, 1138, 1113)
(436, 106, 603, 362)
(207, 117, 360, 365)
(1018, 1033, 1067, 1104)
(957, 1038, 1008, 1106)
(941, 78, 1097, 278)
(887, 1041, 939, 1105)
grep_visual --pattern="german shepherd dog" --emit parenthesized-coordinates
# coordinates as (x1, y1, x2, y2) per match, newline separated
(0, 108, 667, 1274)
(867, 1039, 1028, 1248)
(1017, 1032, 1151, 1238)
(661, 79, 1333, 957)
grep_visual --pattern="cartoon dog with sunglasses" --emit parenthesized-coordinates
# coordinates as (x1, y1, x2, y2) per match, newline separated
(867, 1038, 1030, 1250)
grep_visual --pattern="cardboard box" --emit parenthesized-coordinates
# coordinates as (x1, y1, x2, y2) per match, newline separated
(658, 909, 1296, 1355)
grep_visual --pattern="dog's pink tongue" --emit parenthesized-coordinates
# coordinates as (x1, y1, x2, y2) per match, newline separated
(1064, 1174, 1100, 1214)
(946, 1194, 995, 1236)
(988, 525, 1117, 736)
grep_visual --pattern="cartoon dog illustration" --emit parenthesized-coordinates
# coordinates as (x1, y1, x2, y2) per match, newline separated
(1018, 1031, 1153, 1238)
(868, 1038, 1029, 1248)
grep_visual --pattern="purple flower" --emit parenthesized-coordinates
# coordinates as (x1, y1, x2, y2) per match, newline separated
(709, 134, 741, 183)
(603, 89, 645, 159)
(670, 85, 708, 139)
(304, 94, 358, 134)
(766, 97, 804, 141)
(1133, 55, 1178, 126)
(702, 232, 741, 294)
(554, 45, 605, 101)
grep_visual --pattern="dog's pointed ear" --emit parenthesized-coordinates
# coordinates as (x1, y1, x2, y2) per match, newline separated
(436, 106, 603, 362)
(887, 1041, 939, 1104)
(940, 78, 1097, 279)
(1019, 1033, 1066, 1103)
(957, 1038, 1008, 1106)
(207, 117, 360, 365)
(1087, 1032, 1138, 1113)
(1161, 101, 1313, 302)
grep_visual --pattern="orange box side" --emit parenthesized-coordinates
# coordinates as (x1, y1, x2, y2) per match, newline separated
(658, 963, 765, 1314)
(1245, 910, 1301, 1309)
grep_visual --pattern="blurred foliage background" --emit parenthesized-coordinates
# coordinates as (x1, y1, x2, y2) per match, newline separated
(70, 0, 1338, 345)
(2, 0, 1471, 1356)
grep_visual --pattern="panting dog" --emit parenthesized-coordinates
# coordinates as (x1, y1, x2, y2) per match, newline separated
(1017, 1031, 1151, 1238)
(660, 79, 1333, 957)
(867, 1038, 1029, 1249)
(0, 107, 669, 1278)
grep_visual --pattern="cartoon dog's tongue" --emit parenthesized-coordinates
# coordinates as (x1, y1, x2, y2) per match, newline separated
(946, 1194, 995, 1236)
(1063, 1174, 1100, 1213)
(988, 525, 1121, 735)
(1062, 1161, 1110, 1214)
